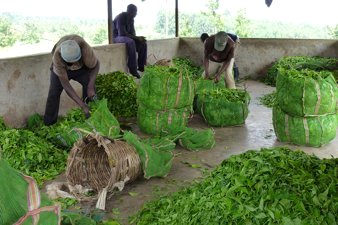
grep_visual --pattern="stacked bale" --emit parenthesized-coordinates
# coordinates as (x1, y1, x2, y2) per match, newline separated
(137, 66, 194, 135)
(273, 68, 338, 147)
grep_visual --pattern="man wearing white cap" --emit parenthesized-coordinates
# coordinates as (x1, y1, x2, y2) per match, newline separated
(44, 34, 100, 125)
(202, 31, 237, 89)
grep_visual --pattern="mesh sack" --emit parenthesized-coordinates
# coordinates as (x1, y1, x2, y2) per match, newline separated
(273, 105, 337, 147)
(276, 68, 337, 117)
(0, 160, 60, 225)
(137, 66, 195, 110)
(178, 127, 216, 151)
(123, 131, 174, 179)
(137, 103, 192, 136)
(196, 88, 250, 127)
(57, 99, 120, 148)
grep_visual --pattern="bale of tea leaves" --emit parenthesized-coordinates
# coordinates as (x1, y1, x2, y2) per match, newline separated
(273, 105, 337, 147)
(137, 103, 192, 136)
(137, 66, 195, 111)
(196, 88, 250, 127)
(276, 68, 337, 117)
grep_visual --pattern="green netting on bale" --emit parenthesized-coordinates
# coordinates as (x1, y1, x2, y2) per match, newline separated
(276, 68, 338, 117)
(0, 160, 60, 225)
(196, 88, 250, 127)
(178, 127, 216, 151)
(137, 66, 195, 110)
(141, 137, 177, 152)
(123, 131, 173, 179)
(273, 105, 337, 147)
(57, 99, 120, 148)
(137, 103, 192, 136)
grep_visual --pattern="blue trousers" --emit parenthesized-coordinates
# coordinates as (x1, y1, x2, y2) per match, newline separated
(44, 66, 93, 125)
(113, 36, 147, 73)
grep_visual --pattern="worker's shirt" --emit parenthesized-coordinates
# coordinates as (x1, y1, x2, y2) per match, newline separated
(51, 34, 98, 76)
(204, 35, 235, 64)
(113, 12, 135, 38)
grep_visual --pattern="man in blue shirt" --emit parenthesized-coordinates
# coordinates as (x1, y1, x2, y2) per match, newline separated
(113, 4, 147, 79)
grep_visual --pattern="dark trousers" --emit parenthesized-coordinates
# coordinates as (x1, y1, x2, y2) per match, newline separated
(113, 36, 147, 73)
(44, 66, 91, 125)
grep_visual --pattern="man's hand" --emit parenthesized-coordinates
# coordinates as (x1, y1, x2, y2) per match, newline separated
(138, 36, 146, 43)
(82, 104, 91, 119)
(214, 74, 221, 83)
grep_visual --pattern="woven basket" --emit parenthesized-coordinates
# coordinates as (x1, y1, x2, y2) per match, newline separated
(66, 134, 142, 194)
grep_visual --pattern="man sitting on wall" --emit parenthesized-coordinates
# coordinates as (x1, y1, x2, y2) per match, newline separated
(113, 4, 147, 79)
(200, 31, 240, 88)
(44, 34, 100, 126)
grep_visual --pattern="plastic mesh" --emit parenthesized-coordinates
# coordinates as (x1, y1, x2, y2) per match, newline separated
(273, 106, 337, 147)
(276, 68, 337, 117)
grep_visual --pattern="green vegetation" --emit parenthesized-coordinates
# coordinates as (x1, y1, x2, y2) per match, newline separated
(259, 91, 276, 108)
(130, 147, 338, 225)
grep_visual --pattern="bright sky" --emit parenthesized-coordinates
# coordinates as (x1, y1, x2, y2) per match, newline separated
(0, 0, 337, 26)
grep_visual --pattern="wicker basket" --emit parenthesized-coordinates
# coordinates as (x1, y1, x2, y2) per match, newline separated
(66, 134, 142, 194)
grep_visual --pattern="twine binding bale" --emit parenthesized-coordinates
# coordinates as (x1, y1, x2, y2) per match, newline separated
(66, 133, 142, 210)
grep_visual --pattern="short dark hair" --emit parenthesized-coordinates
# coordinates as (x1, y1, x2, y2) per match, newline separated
(127, 4, 137, 13)
(200, 33, 209, 43)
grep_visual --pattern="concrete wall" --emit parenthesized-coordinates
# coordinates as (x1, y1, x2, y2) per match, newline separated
(1, 38, 337, 128)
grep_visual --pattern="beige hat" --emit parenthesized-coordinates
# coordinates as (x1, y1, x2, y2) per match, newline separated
(214, 31, 228, 51)
(60, 40, 81, 63)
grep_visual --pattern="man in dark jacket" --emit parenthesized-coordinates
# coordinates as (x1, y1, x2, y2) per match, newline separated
(44, 34, 99, 125)
(113, 4, 147, 79)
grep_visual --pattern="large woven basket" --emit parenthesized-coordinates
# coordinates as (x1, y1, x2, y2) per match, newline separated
(66, 134, 142, 194)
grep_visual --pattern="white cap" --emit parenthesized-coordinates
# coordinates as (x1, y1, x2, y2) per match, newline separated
(60, 40, 81, 63)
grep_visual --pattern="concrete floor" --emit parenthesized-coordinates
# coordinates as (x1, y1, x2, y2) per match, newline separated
(71, 80, 338, 224)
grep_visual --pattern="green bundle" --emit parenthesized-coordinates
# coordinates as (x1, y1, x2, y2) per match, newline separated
(178, 127, 215, 151)
(196, 88, 250, 127)
(56, 99, 120, 148)
(276, 68, 337, 117)
(123, 131, 173, 179)
(0, 160, 60, 225)
(273, 106, 337, 147)
(137, 66, 195, 110)
(137, 103, 192, 135)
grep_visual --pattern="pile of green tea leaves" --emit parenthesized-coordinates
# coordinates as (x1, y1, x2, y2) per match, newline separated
(95, 71, 138, 118)
(0, 102, 100, 185)
(0, 127, 68, 186)
(262, 56, 338, 86)
(172, 57, 203, 80)
(259, 91, 276, 108)
(130, 147, 338, 225)
(202, 88, 248, 103)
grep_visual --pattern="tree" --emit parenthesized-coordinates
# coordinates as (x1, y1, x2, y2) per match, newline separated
(234, 9, 251, 38)
(201, 0, 224, 33)
(328, 24, 338, 38)
(0, 16, 17, 47)
(91, 27, 108, 45)
(20, 22, 42, 44)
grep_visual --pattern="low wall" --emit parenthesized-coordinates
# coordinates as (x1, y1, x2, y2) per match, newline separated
(0, 38, 337, 127)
